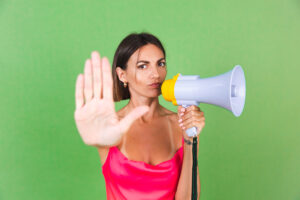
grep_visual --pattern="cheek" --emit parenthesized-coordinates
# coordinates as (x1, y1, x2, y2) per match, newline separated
(134, 72, 146, 85)
(127, 68, 140, 83)
(163, 68, 167, 76)
(160, 68, 167, 79)
(128, 71, 147, 89)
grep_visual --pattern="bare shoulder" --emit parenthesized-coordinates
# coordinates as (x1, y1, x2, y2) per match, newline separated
(160, 106, 179, 122)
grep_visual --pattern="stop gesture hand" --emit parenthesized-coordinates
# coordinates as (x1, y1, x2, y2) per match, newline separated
(74, 51, 149, 147)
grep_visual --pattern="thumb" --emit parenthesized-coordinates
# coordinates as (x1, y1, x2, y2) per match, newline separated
(177, 105, 183, 116)
(119, 106, 149, 133)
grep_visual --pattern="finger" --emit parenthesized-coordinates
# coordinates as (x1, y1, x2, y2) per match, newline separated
(178, 106, 186, 119)
(180, 110, 204, 122)
(84, 59, 93, 103)
(181, 116, 205, 127)
(186, 105, 200, 112)
(177, 106, 181, 115)
(102, 57, 114, 101)
(75, 74, 84, 110)
(183, 121, 205, 133)
(91, 51, 102, 99)
(177, 105, 184, 114)
(119, 106, 149, 133)
(187, 121, 205, 134)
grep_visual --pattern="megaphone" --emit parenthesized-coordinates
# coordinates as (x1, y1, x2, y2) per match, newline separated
(161, 65, 246, 137)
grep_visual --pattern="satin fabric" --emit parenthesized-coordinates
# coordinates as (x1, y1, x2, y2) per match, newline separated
(102, 138, 184, 200)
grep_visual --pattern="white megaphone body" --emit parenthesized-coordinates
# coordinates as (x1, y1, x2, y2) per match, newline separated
(161, 65, 246, 137)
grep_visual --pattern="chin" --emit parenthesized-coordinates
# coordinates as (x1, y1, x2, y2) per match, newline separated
(148, 91, 161, 98)
(137, 87, 162, 98)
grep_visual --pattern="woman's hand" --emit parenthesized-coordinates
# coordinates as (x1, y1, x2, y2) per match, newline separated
(177, 105, 205, 140)
(74, 51, 149, 147)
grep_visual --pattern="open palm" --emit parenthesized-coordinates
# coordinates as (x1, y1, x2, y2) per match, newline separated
(74, 51, 149, 147)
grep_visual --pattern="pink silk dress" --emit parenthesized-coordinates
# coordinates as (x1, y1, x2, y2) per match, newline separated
(101, 138, 184, 200)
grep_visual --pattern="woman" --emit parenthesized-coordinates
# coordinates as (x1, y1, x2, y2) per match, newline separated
(74, 32, 205, 200)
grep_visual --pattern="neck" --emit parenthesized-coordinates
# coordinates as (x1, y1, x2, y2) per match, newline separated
(127, 96, 162, 124)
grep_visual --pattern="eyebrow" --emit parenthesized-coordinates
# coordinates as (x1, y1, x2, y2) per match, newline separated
(136, 58, 165, 64)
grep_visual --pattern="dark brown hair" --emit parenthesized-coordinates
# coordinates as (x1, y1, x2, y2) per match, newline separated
(112, 32, 166, 102)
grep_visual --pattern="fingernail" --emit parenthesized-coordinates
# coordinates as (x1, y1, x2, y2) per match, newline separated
(179, 123, 183, 127)
(180, 113, 184, 116)
(178, 119, 182, 123)
(181, 108, 185, 112)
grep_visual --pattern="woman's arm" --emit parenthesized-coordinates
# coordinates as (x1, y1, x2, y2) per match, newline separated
(175, 105, 205, 200)
(175, 136, 200, 200)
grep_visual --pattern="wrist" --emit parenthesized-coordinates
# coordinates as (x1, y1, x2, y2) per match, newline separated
(183, 137, 193, 145)
(183, 134, 199, 141)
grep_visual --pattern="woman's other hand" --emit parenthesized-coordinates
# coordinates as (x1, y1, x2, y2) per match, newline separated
(74, 51, 149, 147)
(177, 105, 205, 140)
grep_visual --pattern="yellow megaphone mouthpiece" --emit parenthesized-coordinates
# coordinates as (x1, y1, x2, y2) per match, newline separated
(161, 73, 180, 105)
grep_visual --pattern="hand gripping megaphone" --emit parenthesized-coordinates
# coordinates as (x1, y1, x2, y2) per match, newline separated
(161, 65, 246, 137)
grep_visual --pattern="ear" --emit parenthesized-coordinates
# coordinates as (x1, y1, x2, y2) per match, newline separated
(116, 67, 127, 83)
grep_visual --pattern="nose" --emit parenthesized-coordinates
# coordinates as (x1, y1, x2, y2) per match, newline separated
(150, 65, 159, 79)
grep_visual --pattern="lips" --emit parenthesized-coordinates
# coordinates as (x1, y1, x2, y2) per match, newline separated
(150, 83, 160, 86)
(149, 82, 161, 88)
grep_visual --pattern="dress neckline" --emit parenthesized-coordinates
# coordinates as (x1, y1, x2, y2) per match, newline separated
(112, 145, 183, 167)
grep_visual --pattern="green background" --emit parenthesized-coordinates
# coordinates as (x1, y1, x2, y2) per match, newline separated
(0, 0, 299, 199)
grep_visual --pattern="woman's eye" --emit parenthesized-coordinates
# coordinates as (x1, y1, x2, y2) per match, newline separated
(138, 64, 147, 69)
(159, 62, 166, 67)
(138, 62, 166, 69)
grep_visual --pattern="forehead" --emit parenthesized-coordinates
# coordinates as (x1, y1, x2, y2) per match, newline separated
(129, 44, 165, 63)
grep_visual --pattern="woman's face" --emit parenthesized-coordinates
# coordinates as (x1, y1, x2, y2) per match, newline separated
(122, 43, 167, 98)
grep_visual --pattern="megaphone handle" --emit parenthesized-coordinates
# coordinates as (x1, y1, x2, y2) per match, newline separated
(182, 104, 198, 137)
(182, 104, 199, 200)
